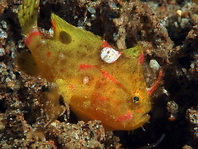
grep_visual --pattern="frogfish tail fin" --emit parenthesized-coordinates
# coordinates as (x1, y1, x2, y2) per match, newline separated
(18, 0, 40, 35)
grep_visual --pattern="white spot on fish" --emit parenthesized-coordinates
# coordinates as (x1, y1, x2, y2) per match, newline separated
(100, 47, 121, 63)
(83, 76, 89, 84)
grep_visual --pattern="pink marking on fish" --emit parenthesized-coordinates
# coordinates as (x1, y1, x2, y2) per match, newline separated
(69, 84, 75, 90)
(116, 111, 133, 122)
(79, 64, 95, 71)
(100, 69, 118, 84)
(51, 20, 56, 31)
(25, 31, 41, 45)
(138, 52, 144, 64)
(101, 40, 113, 48)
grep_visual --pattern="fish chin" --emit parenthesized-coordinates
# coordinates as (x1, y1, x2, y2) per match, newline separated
(113, 113, 150, 131)
(127, 112, 150, 130)
(141, 113, 150, 122)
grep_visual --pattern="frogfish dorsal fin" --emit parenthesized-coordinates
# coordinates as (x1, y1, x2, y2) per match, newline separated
(51, 13, 102, 47)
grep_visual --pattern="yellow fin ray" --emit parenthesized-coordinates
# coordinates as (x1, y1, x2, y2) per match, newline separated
(123, 46, 143, 59)
(18, 0, 40, 35)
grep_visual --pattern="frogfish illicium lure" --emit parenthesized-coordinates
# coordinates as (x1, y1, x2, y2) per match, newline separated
(18, 0, 161, 130)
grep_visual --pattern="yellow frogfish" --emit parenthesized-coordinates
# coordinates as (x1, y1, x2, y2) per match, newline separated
(18, 0, 161, 130)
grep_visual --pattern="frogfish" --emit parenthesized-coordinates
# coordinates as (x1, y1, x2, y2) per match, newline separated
(18, 0, 161, 130)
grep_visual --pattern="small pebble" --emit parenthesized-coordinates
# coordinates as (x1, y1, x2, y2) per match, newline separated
(0, 29, 7, 39)
(0, 48, 5, 56)
(87, 7, 96, 14)
(186, 108, 198, 125)
(182, 144, 193, 149)
(1, 20, 7, 29)
(190, 63, 195, 69)
(149, 59, 160, 71)
(180, 18, 189, 29)
(48, 28, 54, 37)
(176, 10, 182, 17)
(167, 101, 179, 121)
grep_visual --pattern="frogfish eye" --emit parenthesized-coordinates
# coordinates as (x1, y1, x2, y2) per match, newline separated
(133, 96, 140, 102)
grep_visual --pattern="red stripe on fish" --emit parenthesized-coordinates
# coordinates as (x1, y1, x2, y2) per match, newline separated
(100, 69, 118, 84)
(69, 84, 75, 90)
(138, 52, 144, 64)
(92, 93, 107, 101)
(99, 69, 128, 93)
(51, 20, 56, 31)
(101, 40, 113, 48)
(25, 31, 41, 45)
(79, 64, 95, 71)
(116, 111, 133, 122)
